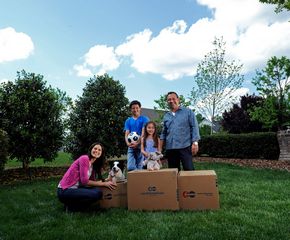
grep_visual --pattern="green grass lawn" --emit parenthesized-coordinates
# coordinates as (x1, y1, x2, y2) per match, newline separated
(5, 151, 73, 169)
(0, 162, 289, 240)
(5, 152, 127, 169)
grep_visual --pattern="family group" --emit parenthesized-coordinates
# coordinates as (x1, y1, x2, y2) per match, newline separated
(57, 91, 200, 212)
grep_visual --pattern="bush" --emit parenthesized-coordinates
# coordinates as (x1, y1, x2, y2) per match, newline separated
(198, 132, 280, 160)
(0, 129, 9, 172)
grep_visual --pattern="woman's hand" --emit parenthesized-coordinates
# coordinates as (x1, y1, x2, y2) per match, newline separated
(104, 181, 117, 190)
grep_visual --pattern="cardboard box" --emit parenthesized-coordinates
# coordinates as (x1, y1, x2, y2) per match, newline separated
(127, 168, 179, 211)
(178, 170, 220, 210)
(99, 181, 127, 208)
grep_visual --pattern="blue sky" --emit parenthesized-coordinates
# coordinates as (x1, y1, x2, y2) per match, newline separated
(0, 0, 290, 110)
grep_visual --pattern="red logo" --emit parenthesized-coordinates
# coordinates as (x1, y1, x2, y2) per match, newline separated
(182, 191, 195, 198)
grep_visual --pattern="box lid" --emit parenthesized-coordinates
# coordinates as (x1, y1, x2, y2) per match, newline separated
(178, 170, 216, 177)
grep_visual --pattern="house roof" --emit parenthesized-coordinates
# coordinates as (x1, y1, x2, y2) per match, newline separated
(199, 119, 221, 132)
(141, 108, 164, 121)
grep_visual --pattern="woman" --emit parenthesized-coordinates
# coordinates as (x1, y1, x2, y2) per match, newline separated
(57, 142, 116, 212)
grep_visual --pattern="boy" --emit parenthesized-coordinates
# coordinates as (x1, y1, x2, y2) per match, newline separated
(124, 100, 149, 171)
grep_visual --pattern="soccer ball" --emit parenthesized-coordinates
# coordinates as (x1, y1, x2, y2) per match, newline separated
(127, 131, 140, 143)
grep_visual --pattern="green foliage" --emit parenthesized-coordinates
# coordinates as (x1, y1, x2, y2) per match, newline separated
(67, 74, 129, 159)
(0, 129, 9, 172)
(0, 70, 71, 169)
(199, 124, 212, 136)
(191, 37, 244, 134)
(199, 132, 280, 159)
(1, 165, 290, 240)
(196, 113, 212, 136)
(221, 94, 264, 133)
(259, 0, 290, 12)
(251, 56, 290, 130)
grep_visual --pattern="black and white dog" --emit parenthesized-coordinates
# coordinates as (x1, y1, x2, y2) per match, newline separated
(108, 161, 126, 183)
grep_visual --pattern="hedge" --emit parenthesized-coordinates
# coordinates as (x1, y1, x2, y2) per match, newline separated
(198, 132, 280, 160)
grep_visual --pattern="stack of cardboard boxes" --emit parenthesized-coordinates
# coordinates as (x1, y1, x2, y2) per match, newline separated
(100, 169, 220, 211)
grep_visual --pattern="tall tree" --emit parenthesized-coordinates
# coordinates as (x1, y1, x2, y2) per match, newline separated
(191, 37, 244, 134)
(251, 56, 290, 130)
(259, 0, 290, 12)
(67, 74, 129, 159)
(221, 94, 264, 133)
(0, 70, 71, 170)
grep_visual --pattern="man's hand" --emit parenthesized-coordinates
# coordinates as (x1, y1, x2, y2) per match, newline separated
(191, 142, 199, 155)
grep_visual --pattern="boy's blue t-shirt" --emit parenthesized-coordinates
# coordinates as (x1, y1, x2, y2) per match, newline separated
(124, 115, 149, 135)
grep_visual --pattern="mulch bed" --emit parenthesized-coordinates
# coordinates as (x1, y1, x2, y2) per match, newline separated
(194, 157, 290, 172)
(1, 157, 289, 185)
(0, 166, 69, 185)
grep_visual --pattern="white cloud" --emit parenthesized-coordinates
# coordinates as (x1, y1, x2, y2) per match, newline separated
(74, 45, 120, 77)
(73, 64, 93, 77)
(0, 27, 34, 63)
(0, 78, 9, 84)
(75, 0, 290, 80)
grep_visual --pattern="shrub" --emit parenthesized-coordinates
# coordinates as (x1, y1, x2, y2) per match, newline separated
(198, 132, 279, 160)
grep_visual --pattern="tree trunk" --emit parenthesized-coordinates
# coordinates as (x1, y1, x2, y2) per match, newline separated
(22, 158, 32, 180)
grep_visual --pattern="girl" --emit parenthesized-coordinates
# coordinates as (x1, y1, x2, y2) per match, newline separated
(141, 121, 162, 169)
(57, 142, 116, 212)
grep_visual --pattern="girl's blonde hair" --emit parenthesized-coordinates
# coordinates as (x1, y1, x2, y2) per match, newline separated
(143, 121, 158, 149)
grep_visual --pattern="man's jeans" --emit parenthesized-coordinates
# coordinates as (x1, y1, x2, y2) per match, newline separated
(127, 147, 144, 171)
(166, 146, 194, 171)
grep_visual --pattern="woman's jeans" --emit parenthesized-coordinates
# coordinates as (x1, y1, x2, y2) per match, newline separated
(57, 187, 103, 211)
(127, 146, 144, 171)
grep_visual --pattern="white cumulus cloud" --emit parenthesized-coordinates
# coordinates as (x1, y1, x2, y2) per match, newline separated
(75, 0, 290, 81)
(74, 45, 120, 77)
(0, 27, 34, 63)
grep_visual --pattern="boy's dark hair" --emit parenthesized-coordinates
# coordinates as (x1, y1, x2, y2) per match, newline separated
(166, 91, 179, 99)
(129, 100, 141, 108)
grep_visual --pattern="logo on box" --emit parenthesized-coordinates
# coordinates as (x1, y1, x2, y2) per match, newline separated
(141, 186, 164, 195)
(103, 193, 113, 200)
(182, 191, 196, 198)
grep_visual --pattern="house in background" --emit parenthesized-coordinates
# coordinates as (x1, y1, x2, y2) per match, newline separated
(141, 108, 164, 121)
(199, 118, 221, 133)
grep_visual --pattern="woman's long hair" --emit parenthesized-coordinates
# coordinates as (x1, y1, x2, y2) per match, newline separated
(87, 142, 106, 180)
(143, 121, 158, 149)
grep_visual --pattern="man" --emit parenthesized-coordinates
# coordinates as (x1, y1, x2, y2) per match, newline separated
(124, 100, 149, 171)
(160, 92, 200, 170)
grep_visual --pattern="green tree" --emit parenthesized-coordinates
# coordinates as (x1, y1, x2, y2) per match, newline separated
(67, 74, 129, 159)
(259, 0, 290, 12)
(251, 56, 290, 130)
(191, 37, 244, 134)
(221, 94, 264, 133)
(196, 113, 211, 136)
(0, 129, 9, 173)
(0, 70, 71, 170)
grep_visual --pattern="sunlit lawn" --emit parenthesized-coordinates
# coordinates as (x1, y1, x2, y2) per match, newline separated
(0, 161, 289, 240)
(5, 152, 73, 169)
